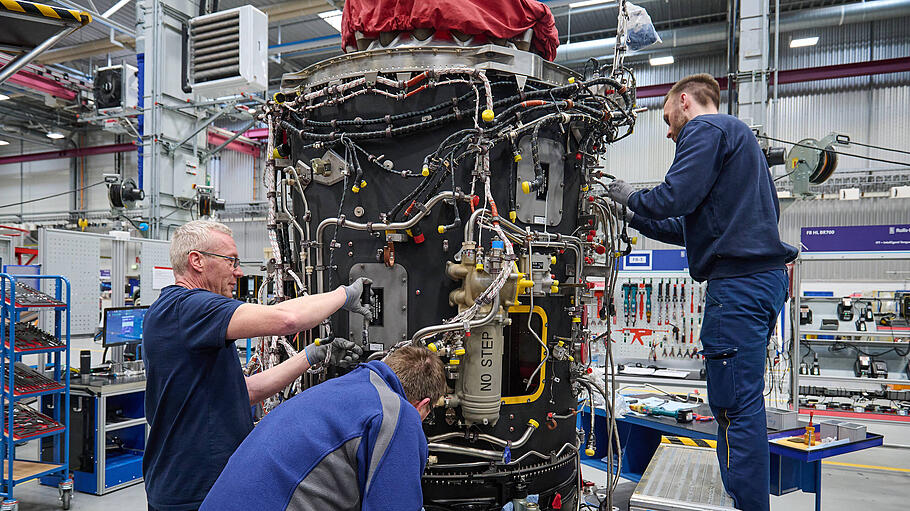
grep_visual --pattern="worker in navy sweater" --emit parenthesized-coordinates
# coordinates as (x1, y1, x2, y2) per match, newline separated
(200, 346, 446, 511)
(607, 74, 797, 511)
(143, 220, 371, 511)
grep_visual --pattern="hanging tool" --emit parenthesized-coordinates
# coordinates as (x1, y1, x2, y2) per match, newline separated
(645, 280, 653, 323)
(690, 283, 695, 314)
(629, 283, 638, 326)
(689, 318, 694, 343)
(657, 279, 664, 326)
(638, 282, 644, 321)
(664, 281, 671, 324)
(621, 283, 631, 325)
(672, 280, 678, 322)
(623, 328, 653, 346)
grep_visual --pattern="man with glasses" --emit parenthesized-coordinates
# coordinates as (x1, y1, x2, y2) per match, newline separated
(142, 220, 371, 511)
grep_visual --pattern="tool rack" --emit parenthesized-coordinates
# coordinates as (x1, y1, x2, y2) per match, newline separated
(0, 274, 72, 509)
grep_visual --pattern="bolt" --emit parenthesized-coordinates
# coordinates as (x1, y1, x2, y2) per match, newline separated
(416, 289, 421, 295)
(347, 251, 353, 257)
(401, 305, 407, 311)
(509, 414, 514, 420)
(348, 241, 353, 247)
(510, 426, 515, 432)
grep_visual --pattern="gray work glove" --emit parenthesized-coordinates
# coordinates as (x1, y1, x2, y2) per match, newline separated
(304, 338, 363, 368)
(341, 277, 373, 321)
(607, 179, 635, 206)
(607, 202, 635, 223)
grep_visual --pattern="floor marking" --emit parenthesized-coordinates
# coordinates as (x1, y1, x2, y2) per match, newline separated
(822, 461, 910, 474)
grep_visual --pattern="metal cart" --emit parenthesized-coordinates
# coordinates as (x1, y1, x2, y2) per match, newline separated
(0, 274, 72, 509)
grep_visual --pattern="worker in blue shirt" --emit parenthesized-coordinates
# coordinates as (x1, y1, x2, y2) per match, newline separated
(142, 220, 372, 511)
(200, 346, 446, 511)
(607, 74, 797, 511)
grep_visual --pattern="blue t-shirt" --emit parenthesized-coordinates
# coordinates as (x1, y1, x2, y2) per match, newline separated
(142, 285, 249, 511)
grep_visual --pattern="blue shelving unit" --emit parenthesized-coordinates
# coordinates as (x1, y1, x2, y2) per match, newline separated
(0, 274, 73, 509)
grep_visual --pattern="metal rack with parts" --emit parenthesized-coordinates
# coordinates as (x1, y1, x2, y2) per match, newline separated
(790, 250, 910, 422)
(0, 274, 73, 509)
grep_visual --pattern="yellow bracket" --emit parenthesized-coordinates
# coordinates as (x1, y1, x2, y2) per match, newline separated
(501, 305, 547, 405)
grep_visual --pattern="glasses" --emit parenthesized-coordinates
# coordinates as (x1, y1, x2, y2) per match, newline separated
(189, 250, 241, 268)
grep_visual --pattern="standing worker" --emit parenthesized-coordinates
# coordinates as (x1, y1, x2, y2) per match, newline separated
(200, 346, 447, 510)
(142, 220, 372, 511)
(607, 74, 797, 511)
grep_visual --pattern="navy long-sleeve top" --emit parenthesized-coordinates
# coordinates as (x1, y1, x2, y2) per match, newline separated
(628, 114, 797, 281)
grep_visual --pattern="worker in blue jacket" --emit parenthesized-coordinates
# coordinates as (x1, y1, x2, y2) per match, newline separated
(200, 346, 447, 511)
(607, 73, 797, 511)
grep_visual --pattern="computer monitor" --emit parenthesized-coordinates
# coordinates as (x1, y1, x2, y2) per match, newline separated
(103, 306, 149, 347)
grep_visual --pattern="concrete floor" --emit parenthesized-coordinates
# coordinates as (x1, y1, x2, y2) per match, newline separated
(6, 444, 908, 510)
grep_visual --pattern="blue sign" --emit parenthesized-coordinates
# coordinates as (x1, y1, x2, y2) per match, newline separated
(800, 224, 910, 252)
(619, 249, 689, 272)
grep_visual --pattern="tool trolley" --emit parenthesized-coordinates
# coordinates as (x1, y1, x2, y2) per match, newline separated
(0, 274, 72, 509)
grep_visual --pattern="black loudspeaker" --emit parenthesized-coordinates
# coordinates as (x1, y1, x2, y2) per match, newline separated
(80, 350, 92, 375)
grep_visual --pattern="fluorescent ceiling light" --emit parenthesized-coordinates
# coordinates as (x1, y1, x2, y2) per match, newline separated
(46, 132, 65, 139)
(569, 0, 615, 8)
(102, 0, 132, 18)
(318, 9, 343, 33)
(0, 94, 9, 101)
(790, 36, 819, 48)
(0, 140, 8, 146)
(649, 56, 674, 66)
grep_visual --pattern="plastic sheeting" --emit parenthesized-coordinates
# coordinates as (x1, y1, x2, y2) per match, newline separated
(341, 0, 559, 61)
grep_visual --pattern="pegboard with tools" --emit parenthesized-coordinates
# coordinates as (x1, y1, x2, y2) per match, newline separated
(588, 250, 706, 364)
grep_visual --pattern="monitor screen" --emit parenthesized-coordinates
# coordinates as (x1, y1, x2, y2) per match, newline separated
(103, 306, 149, 347)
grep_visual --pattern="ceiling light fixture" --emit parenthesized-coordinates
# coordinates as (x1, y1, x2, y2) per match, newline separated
(0, 140, 9, 146)
(649, 56, 674, 66)
(569, 0, 615, 8)
(46, 132, 65, 139)
(318, 9, 343, 33)
(789, 36, 819, 48)
(0, 94, 9, 101)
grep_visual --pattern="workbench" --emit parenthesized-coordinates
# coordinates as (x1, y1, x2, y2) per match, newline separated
(41, 374, 147, 495)
(579, 400, 883, 511)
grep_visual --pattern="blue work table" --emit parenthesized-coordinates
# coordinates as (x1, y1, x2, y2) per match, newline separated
(579, 403, 883, 511)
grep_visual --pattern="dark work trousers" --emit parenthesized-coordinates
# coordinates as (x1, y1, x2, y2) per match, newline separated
(700, 269, 788, 511)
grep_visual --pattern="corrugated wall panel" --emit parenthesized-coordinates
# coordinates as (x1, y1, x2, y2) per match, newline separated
(210, 149, 261, 203)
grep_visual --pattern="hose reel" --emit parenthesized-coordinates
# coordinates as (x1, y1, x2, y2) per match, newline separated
(786, 133, 848, 196)
(105, 175, 144, 209)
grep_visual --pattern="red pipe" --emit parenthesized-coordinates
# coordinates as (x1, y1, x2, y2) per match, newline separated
(635, 57, 910, 99)
(0, 142, 135, 165)
(242, 127, 268, 140)
(206, 132, 260, 157)
(3, 69, 77, 101)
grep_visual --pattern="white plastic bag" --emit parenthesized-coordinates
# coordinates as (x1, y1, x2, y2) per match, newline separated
(624, 2, 662, 51)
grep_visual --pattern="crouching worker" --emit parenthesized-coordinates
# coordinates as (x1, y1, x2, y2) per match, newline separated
(200, 346, 446, 511)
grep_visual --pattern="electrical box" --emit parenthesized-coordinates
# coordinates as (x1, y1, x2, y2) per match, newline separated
(93, 64, 139, 114)
(188, 5, 268, 98)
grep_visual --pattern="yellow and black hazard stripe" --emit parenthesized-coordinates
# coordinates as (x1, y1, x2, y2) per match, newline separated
(0, 0, 92, 25)
(661, 435, 717, 448)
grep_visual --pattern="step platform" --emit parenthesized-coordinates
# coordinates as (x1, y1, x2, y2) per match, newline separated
(630, 443, 735, 511)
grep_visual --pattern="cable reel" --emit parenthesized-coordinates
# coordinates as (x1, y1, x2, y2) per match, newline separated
(786, 133, 847, 196)
(105, 175, 144, 209)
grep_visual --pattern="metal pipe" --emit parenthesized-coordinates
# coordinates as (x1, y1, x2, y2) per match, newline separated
(314, 191, 467, 294)
(555, 0, 910, 64)
(411, 294, 501, 344)
(428, 421, 538, 449)
(0, 26, 81, 86)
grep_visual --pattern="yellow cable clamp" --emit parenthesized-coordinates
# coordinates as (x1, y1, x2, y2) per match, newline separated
(453, 347, 466, 356)
(528, 418, 539, 428)
(513, 153, 522, 162)
(509, 211, 517, 222)
(427, 343, 438, 353)
(449, 358, 460, 366)
(422, 165, 430, 177)
(585, 447, 595, 456)
(437, 225, 446, 234)
(481, 109, 495, 122)
(521, 181, 531, 194)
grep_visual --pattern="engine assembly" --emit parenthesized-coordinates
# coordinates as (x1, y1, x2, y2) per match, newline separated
(253, 7, 640, 509)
